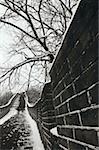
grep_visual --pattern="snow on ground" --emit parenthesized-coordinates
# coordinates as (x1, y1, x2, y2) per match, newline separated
(0, 107, 45, 150)
(25, 109, 45, 150)
(50, 127, 59, 137)
(0, 108, 18, 125)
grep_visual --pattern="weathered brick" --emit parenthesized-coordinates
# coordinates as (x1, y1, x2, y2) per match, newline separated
(42, 99, 53, 107)
(68, 12, 98, 70)
(68, 42, 83, 68)
(69, 141, 86, 150)
(41, 83, 52, 96)
(80, 39, 98, 70)
(65, 113, 80, 126)
(43, 94, 52, 100)
(58, 127, 73, 139)
(56, 117, 64, 125)
(42, 111, 55, 117)
(61, 85, 74, 102)
(59, 103, 68, 115)
(55, 108, 59, 116)
(71, 60, 83, 79)
(69, 92, 89, 111)
(58, 59, 70, 80)
(54, 82, 65, 97)
(42, 123, 56, 130)
(43, 118, 56, 124)
(75, 61, 98, 93)
(63, 73, 72, 87)
(54, 97, 61, 107)
(58, 137, 68, 149)
(81, 108, 98, 127)
(51, 135, 60, 150)
(89, 84, 98, 104)
(42, 101, 54, 112)
(75, 128, 98, 146)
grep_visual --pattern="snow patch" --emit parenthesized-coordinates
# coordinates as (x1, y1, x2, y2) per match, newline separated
(25, 109, 45, 150)
(0, 108, 18, 125)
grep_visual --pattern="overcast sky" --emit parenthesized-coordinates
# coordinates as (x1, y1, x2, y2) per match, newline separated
(0, 26, 15, 67)
(0, 27, 44, 94)
(0, 0, 80, 94)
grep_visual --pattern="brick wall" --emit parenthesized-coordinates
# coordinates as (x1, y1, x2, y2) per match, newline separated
(49, 0, 98, 150)
(28, 83, 57, 150)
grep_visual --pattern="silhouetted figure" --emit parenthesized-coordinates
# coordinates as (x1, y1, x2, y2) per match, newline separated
(17, 93, 26, 111)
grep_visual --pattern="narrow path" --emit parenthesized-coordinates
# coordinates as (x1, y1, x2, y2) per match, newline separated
(0, 108, 45, 150)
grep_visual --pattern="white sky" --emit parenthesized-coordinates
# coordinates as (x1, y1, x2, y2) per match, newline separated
(0, 4, 10, 63)
(0, 27, 44, 94)
(0, 0, 80, 94)
(0, 29, 10, 63)
(0, 26, 15, 65)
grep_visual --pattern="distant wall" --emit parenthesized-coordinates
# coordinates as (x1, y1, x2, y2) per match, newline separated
(50, 0, 98, 149)
(28, 0, 98, 149)
(0, 94, 20, 119)
(28, 83, 57, 150)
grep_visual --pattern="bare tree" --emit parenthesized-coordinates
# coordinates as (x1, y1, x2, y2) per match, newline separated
(0, 0, 79, 92)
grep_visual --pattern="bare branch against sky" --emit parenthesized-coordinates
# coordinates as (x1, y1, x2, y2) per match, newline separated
(0, 0, 79, 94)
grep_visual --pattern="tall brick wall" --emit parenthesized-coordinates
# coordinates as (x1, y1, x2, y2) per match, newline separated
(49, 0, 98, 150)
